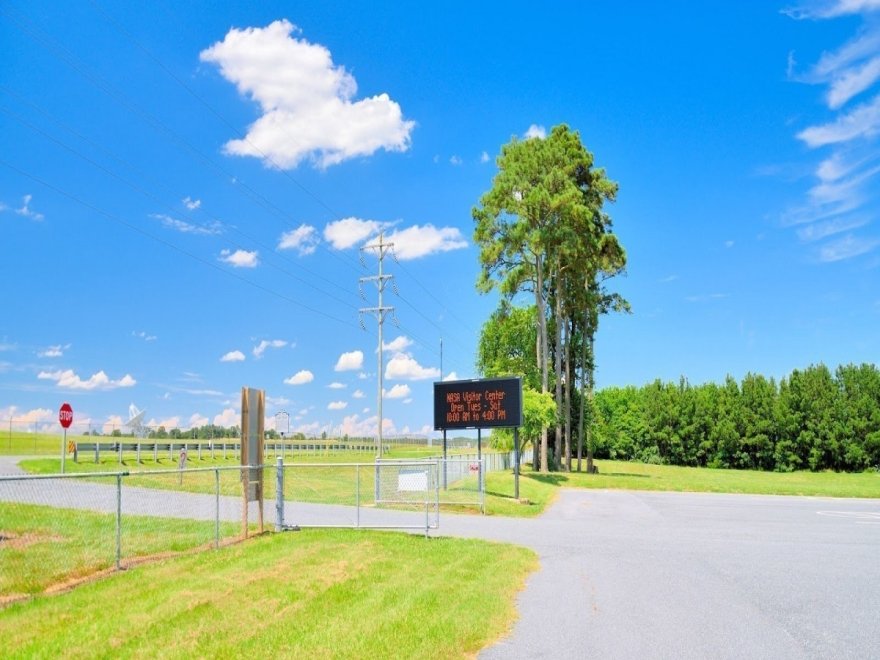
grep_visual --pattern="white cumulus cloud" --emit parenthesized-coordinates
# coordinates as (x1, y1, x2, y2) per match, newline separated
(382, 336, 413, 353)
(328, 382, 346, 389)
(324, 217, 390, 250)
(336, 413, 395, 437)
(327, 401, 348, 411)
(524, 124, 547, 139)
(335, 350, 364, 371)
(37, 369, 136, 391)
(189, 413, 209, 427)
(219, 248, 259, 268)
(278, 224, 319, 255)
(385, 354, 440, 380)
(352, 389, 365, 399)
(183, 196, 202, 210)
(221, 350, 246, 362)
(200, 19, 414, 169)
(284, 370, 314, 385)
(383, 383, 411, 399)
(382, 224, 468, 260)
(213, 408, 239, 427)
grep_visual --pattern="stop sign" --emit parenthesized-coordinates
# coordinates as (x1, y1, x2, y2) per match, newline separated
(59, 402, 74, 429)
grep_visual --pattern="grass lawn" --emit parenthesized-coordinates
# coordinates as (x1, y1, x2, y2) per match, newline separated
(0, 528, 537, 659)
(14, 456, 880, 520)
(17, 452, 484, 509)
(480, 459, 880, 517)
(0, 503, 242, 598)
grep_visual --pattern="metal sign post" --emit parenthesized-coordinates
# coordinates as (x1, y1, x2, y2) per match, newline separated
(59, 402, 73, 474)
(433, 377, 522, 505)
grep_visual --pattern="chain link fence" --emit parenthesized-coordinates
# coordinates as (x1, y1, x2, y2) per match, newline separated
(0, 459, 441, 603)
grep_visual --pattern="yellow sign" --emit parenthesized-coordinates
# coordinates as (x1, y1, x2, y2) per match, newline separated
(67, 440, 75, 454)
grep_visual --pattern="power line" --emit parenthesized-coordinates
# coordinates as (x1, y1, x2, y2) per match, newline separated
(4, 3, 479, 359)
(0, 102, 362, 312)
(0, 158, 355, 327)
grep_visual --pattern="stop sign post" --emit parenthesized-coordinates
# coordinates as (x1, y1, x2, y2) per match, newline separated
(59, 402, 73, 473)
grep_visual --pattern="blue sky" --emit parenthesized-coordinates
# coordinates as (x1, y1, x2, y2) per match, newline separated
(2, 1, 879, 437)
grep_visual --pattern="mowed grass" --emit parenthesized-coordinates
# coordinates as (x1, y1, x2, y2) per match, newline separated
(16, 455, 880, 519)
(0, 503, 241, 597)
(479, 459, 880, 517)
(0, 528, 537, 660)
(18, 449, 484, 508)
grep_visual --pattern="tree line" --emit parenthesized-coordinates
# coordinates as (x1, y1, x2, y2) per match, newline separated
(593, 363, 880, 472)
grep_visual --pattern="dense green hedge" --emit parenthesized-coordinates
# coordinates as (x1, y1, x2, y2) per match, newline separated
(592, 363, 880, 472)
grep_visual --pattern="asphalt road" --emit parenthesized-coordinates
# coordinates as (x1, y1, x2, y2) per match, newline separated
(2, 458, 879, 659)
(465, 489, 880, 659)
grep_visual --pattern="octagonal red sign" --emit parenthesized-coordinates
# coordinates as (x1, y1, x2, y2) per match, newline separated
(59, 402, 74, 429)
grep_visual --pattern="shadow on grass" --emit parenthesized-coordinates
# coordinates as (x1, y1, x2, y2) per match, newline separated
(600, 472, 653, 479)
(526, 473, 570, 486)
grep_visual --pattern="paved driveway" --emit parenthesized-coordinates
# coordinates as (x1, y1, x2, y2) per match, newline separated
(462, 489, 880, 660)
(2, 458, 879, 659)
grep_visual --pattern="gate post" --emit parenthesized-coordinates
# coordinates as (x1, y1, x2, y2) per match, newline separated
(275, 456, 284, 532)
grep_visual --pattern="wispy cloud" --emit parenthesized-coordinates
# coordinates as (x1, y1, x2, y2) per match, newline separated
(797, 94, 880, 146)
(37, 343, 71, 358)
(132, 331, 157, 342)
(782, 1, 880, 20)
(183, 196, 202, 210)
(818, 233, 880, 260)
(14, 194, 43, 221)
(685, 293, 729, 303)
(797, 213, 869, 240)
(480, 151, 490, 164)
(784, 6, 880, 261)
(253, 339, 288, 358)
(152, 213, 222, 236)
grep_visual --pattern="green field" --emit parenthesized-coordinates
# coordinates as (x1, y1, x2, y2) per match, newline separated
(479, 459, 880, 517)
(12, 454, 880, 520)
(0, 503, 241, 598)
(0, 526, 537, 659)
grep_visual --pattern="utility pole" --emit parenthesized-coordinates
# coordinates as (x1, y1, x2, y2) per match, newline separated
(359, 232, 396, 459)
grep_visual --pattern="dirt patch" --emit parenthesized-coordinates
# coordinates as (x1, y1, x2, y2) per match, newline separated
(0, 531, 63, 550)
(0, 533, 260, 609)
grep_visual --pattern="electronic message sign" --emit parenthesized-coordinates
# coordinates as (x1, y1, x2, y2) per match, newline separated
(433, 377, 522, 430)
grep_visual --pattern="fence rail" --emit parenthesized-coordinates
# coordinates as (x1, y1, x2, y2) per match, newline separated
(0, 459, 446, 602)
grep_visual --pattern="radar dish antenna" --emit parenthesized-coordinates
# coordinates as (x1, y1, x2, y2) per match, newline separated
(126, 403, 147, 438)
